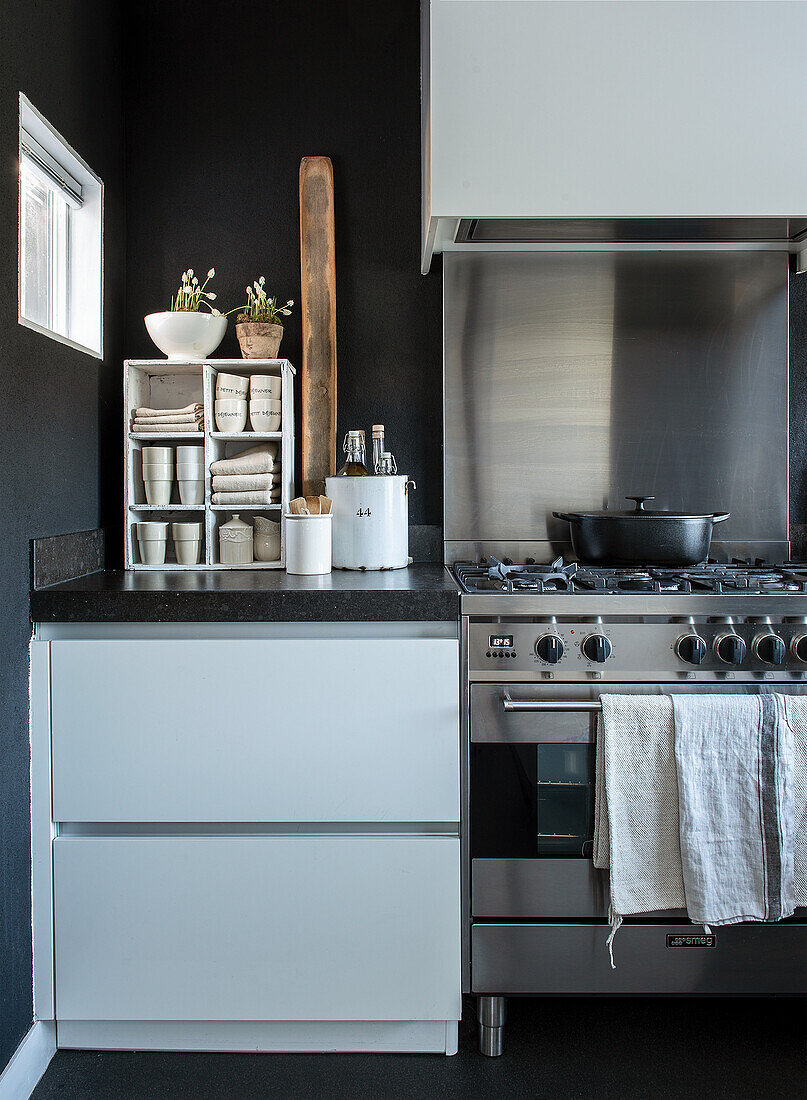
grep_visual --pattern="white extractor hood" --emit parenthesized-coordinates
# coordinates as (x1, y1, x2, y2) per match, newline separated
(421, 1, 807, 273)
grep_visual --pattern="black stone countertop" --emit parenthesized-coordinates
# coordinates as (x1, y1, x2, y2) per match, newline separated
(31, 564, 460, 623)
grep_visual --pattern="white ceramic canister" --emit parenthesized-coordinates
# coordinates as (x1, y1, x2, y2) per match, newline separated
(218, 514, 253, 565)
(285, 513, 332, 575)
(324, 474, 414, 570)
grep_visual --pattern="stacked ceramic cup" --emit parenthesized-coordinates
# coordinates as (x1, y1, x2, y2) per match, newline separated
(136, 521, 169, 564)
(141, 446, 174, 504)
(176, 445, 205, 504)
(171, 521, 203, 565)
(214, 372, 249, 432)
(136, 521, 203, 565)
(249, 374, 281, 432)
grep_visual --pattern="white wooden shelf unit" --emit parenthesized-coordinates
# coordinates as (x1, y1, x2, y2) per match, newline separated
(124, 359, 295, 570)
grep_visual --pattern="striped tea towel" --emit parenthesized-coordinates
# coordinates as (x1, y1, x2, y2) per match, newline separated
(671, 694, 796, 926)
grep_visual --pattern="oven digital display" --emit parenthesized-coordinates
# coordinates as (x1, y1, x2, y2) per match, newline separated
(489, 635, 514, 649)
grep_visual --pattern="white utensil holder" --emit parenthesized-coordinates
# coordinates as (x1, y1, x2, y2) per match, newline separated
(285, 514, 332, 575)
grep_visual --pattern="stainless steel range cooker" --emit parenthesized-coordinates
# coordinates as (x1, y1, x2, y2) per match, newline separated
(454, 557, 807, 1056)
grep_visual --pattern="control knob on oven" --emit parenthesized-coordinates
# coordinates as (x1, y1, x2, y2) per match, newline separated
(535, 634, 565, 663)
(714, 632, 746, 666)
(581, 632, 612, 663)
(753, 632, 786, 666)
(791, 634, 807, 663)
(676, 633, 707, 665)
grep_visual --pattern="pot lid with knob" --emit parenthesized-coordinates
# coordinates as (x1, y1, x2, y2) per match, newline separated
(553, 496, 730, 523)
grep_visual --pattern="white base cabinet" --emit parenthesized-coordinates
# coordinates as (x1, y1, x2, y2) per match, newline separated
(31, 624, 461, 1054)
(49, 638, 459, 823)
(54, 836, 461, 1022)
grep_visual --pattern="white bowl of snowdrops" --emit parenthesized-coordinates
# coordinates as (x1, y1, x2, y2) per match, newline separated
(145, 269, 228, 361)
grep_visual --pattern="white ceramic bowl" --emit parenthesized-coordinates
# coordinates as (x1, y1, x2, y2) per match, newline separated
(144, 311, 227, 362)
(215, 372, 250, 400)
(250, 375, 281, 400)
(215, 399, 248, 433)
(249, 399, 282, 432)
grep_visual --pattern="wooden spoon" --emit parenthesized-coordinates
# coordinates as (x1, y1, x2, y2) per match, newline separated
(304, 495, 322, 515)
(319, 496, 333, 515)
(289, 496, 310, 515)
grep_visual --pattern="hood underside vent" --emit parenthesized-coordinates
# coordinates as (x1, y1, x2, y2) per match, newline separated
(455, 217, 807, 245)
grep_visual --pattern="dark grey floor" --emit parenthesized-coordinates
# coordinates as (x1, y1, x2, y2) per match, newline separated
(32, 997, 807, 1099)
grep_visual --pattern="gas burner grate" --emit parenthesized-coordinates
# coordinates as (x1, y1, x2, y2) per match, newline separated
(453, 558, 807, 595)
(486, 555, 578, 593)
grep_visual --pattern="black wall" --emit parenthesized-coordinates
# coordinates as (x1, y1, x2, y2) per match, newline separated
(123, 0, 443, 528)
(0, 2, 124, 1070)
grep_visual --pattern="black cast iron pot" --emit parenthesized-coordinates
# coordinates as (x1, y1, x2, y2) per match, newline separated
(552, 496, 730, 566)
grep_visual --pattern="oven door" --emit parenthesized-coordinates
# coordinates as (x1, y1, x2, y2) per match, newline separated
(470, 682, 807, 920)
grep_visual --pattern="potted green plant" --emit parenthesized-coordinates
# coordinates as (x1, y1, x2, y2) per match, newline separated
(145, 269, 227, 361)
(236, 277, 293, 359)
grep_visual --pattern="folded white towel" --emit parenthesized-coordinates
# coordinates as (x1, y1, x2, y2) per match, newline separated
(210, 443, 279, 476)
(132, 421, 202, 433)
(133, 411, 203, 425)
(134, 404, 203, 418)
(212, 490, 280, 505)
(211, 473, 280, 491)
(594, 695, 685, 919)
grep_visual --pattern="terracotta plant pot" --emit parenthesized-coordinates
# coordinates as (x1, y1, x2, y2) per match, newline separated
(236, 321, 284, 359)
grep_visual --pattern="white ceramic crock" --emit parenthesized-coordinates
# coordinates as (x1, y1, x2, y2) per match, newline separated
(325, 474, 414, 571)
(144, 311, 227, 361)
(285, 513, 332, 575)
(254, 515, 281, 562)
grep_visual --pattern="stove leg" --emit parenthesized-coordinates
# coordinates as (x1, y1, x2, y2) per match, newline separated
(477, 995, 506, 1057)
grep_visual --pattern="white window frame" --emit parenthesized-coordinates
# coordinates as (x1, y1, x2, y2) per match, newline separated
(18, 94, 104, 360)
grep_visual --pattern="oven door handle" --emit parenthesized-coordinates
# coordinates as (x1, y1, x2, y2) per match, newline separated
(501, 692, 603, 713)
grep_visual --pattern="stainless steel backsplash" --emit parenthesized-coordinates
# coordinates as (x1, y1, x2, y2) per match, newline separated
(443, 251, 789, 562)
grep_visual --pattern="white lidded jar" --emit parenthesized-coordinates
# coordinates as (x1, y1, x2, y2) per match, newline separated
(218, 514, 253, 565)
(325, 474, 415, 570)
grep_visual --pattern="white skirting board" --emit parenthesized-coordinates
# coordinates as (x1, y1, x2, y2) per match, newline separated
(57, 1020, 459, 1055)
(0, 1022, 56, 1100)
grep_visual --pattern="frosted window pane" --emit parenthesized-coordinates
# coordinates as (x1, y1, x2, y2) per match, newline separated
(20, 163, 49, 327)
(20, 161, 70, 335)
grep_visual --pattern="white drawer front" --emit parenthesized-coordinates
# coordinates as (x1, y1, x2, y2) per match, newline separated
(54, 836, 461, 1022)
(50, 639, 459, 822)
